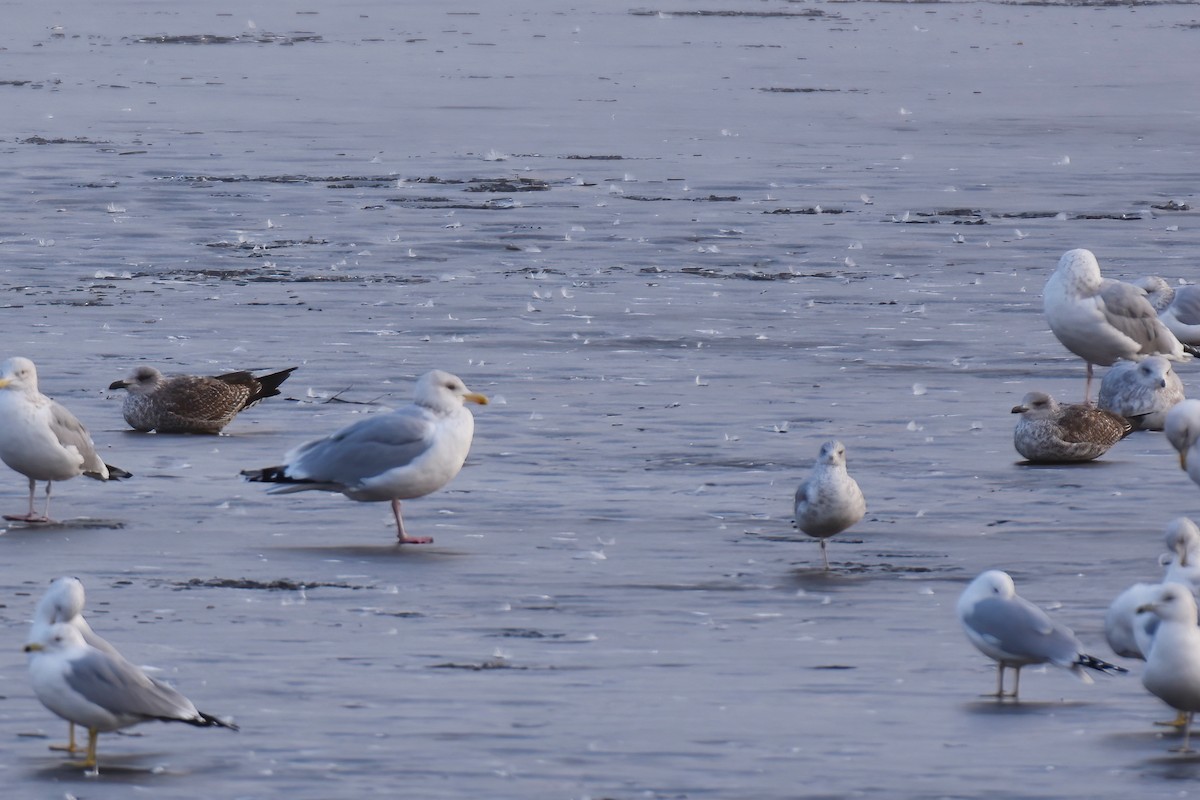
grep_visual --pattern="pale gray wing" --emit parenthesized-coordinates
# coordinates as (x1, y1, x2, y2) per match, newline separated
(47, 400, 105, 473)
(1169, 287, 1200, 326)
(1098, 280, 1180, 354)
(964, 596, 1080, 665)
(288, 408, 436, 487)
(64, 650, 196, 721)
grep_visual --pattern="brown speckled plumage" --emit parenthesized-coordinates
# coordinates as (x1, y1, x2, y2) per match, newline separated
(109, 366, 296, 434)
(1011, 390, 1132, 463)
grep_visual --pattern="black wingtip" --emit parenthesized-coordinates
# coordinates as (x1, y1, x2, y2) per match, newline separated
(1078, 653, 1128, 675)
(1184, 343, 1200, 359)
(105, 464, 132, 480)
(241, 465, 295, 483)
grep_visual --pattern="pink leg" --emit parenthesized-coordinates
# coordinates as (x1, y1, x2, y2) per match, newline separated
(391, 499, 432, 544)
(4, 478, 52, 523)
(1084, 362, 1094, 404)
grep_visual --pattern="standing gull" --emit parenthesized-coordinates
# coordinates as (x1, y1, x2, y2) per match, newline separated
(1043, 248, 1193, 401)
(242, 369, 487, 544)
(24, 623, 237, 772)
(1011, 390, 1131, 463)
(1137, 584, 1200, 752)
(1098, 356, 1184, 431)
(957, 570, 1126, 700)
(109, 365, 296, 434)
(29, 577, 120, 754)
(1165, 399, 1200, 489)
(793, 440, 866, 570)
(0, 357, 130, 522)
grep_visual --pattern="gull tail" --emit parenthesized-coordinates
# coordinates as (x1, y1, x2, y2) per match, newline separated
(218, 366, 298, 408)
(1184, 343, 1200, 359)
(84, 463, 132, 481)
(1075, 653, 1128, 676)
(240, 465, 335, 494)
(170, 711, 238, 731)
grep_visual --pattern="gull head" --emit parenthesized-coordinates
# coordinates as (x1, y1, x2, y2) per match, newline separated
(1136, 356, 1172, 389)
(108, 365, 165, 394)
(1165, 399, 1200, 468)
(1011, 390, 1059, 419)
(1054, 248, 1102, 290)
(957, 570, 1017, 618)
(413, 369, 488, 413)
(36, 576, 87, 625)
(23, 621, 87, 654)
(815, 440, 848, 468)
(0, 356, 39, 393)
(1165, 517, 1200, 566)
(1137, 583, 1199, 623)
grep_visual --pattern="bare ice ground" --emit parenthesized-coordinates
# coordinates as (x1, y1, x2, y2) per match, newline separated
(0, 0, 1199, 796)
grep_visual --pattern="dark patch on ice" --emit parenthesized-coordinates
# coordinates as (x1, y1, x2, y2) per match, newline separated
(491, 628, 568, 639)
(2, 518, 125, 530)
(170, 577, 371, 591)
(562, 154, 626, 160)
(1151, 200, 1190, 211)
(759, 87, 863, 94)
(766, 207, 848, 215)
(132, 32, 323, 46)
(465, 178, 550, 192)
(430, 658, 531, 671)
(204, 237, 329, 251)
(19, 136, 109, 146)
(630, 9, 838, 19)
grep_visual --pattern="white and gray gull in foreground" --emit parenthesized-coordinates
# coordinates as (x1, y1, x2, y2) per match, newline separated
(1137, 584, 1200, 753)
(1011, 390, 1131, 463)
(793, 440, 866, 571)
(0, 357, 130, 523)
(241, 369, 488, 544)
(958, 569, 1126, 700)
(109, 365, 296, 434)
(1098, 356, 1184, 431)
(24, 622, 237, 772)
(1043, 249, 1195, 401)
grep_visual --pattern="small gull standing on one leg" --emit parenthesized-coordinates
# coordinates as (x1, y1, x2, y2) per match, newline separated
(108, 365, 296, 434)
(1098, 356, 1184, 431)
(1137, 585, 1200, 752)
(1042, 249, 1194, 402)
(242, 369, 488, 544)
(24, 623, 237, 772)
(1011, 390, 1131, 463)
(0, 357, 130, 522)
(793, 440, 866, 571)
(958, 570, 1126, 700)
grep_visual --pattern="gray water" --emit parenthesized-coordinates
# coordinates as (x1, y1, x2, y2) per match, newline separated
(1, 0, 1200, 797)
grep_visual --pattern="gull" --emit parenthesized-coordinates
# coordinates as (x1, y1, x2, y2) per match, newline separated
(242, 369, 487, 544)
(109, 365, 296, 434)
(1097, 356, 1184, 431)
(1137, 584, 1200, 752)
(24, 623, 236, 772)
(0, 357, 130, 522)
(1043, 249, 1194, 401)
(793, 440, 866, 570)
(29, 577, 121, 754)
(1165, 399, 1200, 488)
(1010, 390, 1131, 463)
(957, 569, 1126, 700)
(1163, 516, 1200, 591)
(1161, 286, 1200, 346)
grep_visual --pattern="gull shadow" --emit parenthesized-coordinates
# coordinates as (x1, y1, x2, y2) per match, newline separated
(2, 518, 125, 532)
(275, 543, 470, 560)
(30, 751, 187, 781)
(961, 698, 1093, 714)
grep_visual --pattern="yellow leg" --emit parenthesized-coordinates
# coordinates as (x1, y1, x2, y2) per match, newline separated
(48, 722, 81, 753)
(1154, 711, 1190, 729)
(69, 729, 99, 771)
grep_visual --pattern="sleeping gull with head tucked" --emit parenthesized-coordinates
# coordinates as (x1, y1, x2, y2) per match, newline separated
(242, 369, 488, 544)
(1098, 356, 1184, 431)
(793, 440, 866, 571)
(109, 365, 296, 434)
(24, 622, 236, 772)
(958, 569, 1126, 700)
(0, 357, 130, 522)
(1165, 400, 1200, 489)
(1043, 249, 1194, 401)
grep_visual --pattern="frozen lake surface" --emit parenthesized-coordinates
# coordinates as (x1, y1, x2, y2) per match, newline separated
(1, 0, 1200, 797)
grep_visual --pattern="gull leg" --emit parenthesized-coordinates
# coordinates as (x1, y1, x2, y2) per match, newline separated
(4, 478, 51, 522)
(1173, 712, 1195, 754)
(819, 540, 829, 571)
(1084, 362, 1094, 404)
(1154, 711, 1190, 729)
(391, 499, 432, 545)
(69, 728, 99, 772)
(982, 663, 1007, 699)
(49, 722, 82, 754)
(1010, 666, 1021, 701)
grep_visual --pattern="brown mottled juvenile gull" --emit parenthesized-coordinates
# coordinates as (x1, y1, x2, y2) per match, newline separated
(109, 365, 296, 434)
(793, 440, 866, 571)
(958, 569, 1126, 701)
(30, 577, 120, 754)
(1011, 390, 1131, 463)
(1043, 249, 1194, 401)
(1137, 585, 1200, 753)
(1098, 356, 1185, 431)
(0, 357, 130, 523)
(24, 623, 237, 773)
(1165, 399, 1200, 488)
(241, 369, 487, 544)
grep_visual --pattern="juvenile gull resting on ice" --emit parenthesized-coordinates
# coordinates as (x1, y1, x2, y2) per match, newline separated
(1137, 585, 1200, 752)
(1098, 356, 1184, 431)
(109, 365, 296, 434)
(29, 577, 121, 754)
(793, 440, 866, 570)
(1011, 390, 1131, 463)
(1165, 399, 1200, 488)
(242, 369, 487, 544)
(24, 623, 236, 772)
(958, 570, 1126, 700)
(1043, 249, 1194, 401)
(0, 357, 130, 522)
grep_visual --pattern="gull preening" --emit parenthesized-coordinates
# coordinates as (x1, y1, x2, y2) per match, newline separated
(1043, 249, 1194, 401)
(957, 570, 1126, 700)
(29, 577, 120, 754)
(1137, 584, 1200, 752)
(1165, 399, 1200, 488)
(242, 369, 488, 544)
(1010, 390, 1131, 463)
(109, 365, 296, 434)
(0, 357, 130, 522)
(24, 622, 237, 772)
(793, 440, 866, 570)
(1097, 356, 1184, 431)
